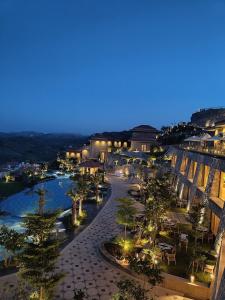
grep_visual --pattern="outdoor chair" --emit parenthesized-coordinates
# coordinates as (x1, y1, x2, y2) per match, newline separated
(196, 232, 204, 244)
(207, 232, 214, 244)
(172, 246, 177, 254)
(165, 253, 176, 265)
(204, 264, 214, 274)
(179, 239, 188, 252)
(193, 257, 206, 272)
(155, 252, 163, 262)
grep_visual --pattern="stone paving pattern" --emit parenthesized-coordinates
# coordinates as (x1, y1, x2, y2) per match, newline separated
(55, 175, 137, 300)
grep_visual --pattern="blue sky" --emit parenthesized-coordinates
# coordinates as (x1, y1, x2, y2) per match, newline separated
(1, 0, 225, 134)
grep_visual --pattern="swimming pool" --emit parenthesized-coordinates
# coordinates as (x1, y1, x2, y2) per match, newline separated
(0, 176, 74, 231)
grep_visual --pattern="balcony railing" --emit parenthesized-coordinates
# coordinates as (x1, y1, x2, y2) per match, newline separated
(181, 145, 225, 157)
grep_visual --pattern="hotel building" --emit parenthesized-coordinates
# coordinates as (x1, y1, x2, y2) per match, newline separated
(168, 119, 225, 299)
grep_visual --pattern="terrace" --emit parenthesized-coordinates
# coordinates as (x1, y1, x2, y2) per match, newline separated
(103, 174, 217, 299)
(182, 144, 225, 158)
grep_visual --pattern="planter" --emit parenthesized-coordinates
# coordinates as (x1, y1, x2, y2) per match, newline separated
(100, 242, 212, 300)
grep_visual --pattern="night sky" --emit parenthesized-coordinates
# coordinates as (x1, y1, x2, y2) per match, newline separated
(1, 0, 225, 134)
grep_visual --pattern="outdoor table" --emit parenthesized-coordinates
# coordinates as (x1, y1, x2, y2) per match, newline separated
(197, 226, 208, 232)
(158, 242, 173, 252)
(164, 221, 176, 227)
(180, 233, 188, 240)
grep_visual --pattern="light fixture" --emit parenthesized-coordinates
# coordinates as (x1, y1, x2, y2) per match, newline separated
(190, 275, 195, 283)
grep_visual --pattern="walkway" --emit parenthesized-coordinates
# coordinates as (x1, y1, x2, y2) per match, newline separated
(55, 175, 137, 300)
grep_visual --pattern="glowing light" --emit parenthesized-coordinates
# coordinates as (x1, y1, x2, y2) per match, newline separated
(190, 275, 195, 283)
(179, 183, 184, 200)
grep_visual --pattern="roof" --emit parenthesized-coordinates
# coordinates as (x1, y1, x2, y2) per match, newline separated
(130, 135, 157, 142)
(66, 148, 80, 153)
(90, 131, 131, 142)
(66, 145, 89, 152)
(79, 160, 103, 168)
(215, 119, 225, 127)
(91, 134, 110, 141)
(131, 125, 159, 133)
(184, 136, 202, 142)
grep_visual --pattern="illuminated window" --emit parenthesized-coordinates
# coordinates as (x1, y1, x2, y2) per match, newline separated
(141, 144, 147, 152)
(219, 172, 225, 201)
(108, 141, 112, 146)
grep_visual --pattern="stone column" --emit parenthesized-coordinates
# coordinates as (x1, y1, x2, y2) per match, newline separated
(184, 158, 191, 177)
(187, 163, 201, 211)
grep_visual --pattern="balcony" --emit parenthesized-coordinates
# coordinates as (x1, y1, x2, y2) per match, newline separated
(181, 145, 225, 158)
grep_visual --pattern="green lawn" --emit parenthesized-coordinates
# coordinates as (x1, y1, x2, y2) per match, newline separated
(0, 181, 25, 199)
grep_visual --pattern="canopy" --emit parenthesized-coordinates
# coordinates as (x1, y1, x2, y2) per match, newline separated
(206, 136, 222, 141)
(184, 136, 202, 142)
(200, 133, 212, 140)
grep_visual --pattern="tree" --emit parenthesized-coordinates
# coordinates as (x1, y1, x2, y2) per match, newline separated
(91, 172, 102, 203)
(113, 279, 150, 300)
(73, 288, 86, 300)
(0, 225, 23, 267)
(115, 236, 134, 259)
(35, 189, 47, 215)
(129, 257, 162, 286)
(116, 198, 137, 239)
(76, 176, 89, 217)
(189, 203, 205, 251)
(145, 174, 176, 236)
(67, 189, 80, 226)
(18, 190, 64, 300)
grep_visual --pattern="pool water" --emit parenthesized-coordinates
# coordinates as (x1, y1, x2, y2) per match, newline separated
(0, 177, 74, 231)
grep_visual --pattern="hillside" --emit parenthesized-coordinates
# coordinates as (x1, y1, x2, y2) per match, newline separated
(0, 132, 89, 164)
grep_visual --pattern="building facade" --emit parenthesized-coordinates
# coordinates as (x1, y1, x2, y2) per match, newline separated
(168, 146, 225, 299)
(130, 125, 159, 152)
(89, 134, 130, 162)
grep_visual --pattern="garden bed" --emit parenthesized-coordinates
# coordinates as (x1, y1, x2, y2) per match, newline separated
(158, 229, 216, 286)
(100, 241, 212, 300)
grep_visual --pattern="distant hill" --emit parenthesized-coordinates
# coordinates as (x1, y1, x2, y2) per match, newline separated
(0, 132, 89, 164)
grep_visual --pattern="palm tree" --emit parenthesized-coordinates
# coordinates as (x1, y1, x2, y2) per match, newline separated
(67, 189, 80, 226)
(116, 198, 137, 239)
(91, 173, 102, 203)
(77, 176, 89, 217)
(35, 188, 47, 215)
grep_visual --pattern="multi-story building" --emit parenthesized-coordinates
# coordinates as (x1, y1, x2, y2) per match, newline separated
(64, 124, 159, 164)
(130, 125, 159, 152)
(168, 122, 225, 299)
(89, 134, 129, 162)
(65, 146, 89, 163)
